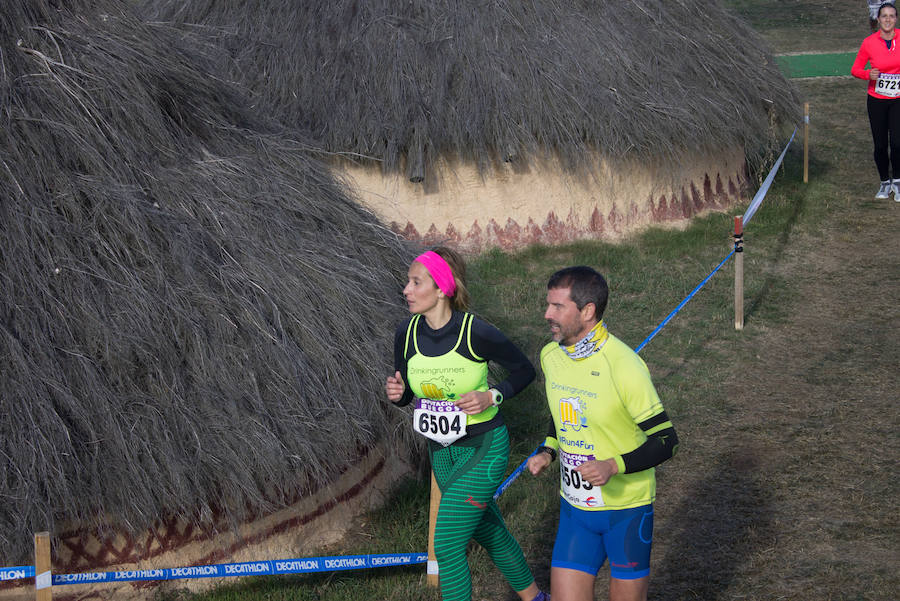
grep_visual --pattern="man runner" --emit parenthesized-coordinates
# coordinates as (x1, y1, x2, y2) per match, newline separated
(528, 266, 679, 601)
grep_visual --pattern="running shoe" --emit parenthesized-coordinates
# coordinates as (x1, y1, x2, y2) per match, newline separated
(875, 180, 892, 199)
(893, 179, 900, 202)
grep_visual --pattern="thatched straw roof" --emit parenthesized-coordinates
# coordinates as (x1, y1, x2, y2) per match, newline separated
(137, 0, 800, 181)
(1, 0, 416, 563)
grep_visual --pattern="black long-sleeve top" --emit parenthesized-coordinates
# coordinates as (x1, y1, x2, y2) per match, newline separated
(392, 311, 535, 437)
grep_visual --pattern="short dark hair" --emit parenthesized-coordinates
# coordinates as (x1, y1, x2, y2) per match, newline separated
(547, 266, 609, 320)
(879, 2, 897, 18)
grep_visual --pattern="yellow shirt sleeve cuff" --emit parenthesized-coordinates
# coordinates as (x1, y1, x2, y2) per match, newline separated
(542, 437, 559, 451)
(613, 455, 626, 474)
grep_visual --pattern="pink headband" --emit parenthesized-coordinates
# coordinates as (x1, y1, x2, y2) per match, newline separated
(414, 251, 457, 297)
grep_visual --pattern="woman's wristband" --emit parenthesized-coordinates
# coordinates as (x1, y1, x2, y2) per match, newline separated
(489, 388, 503, 407)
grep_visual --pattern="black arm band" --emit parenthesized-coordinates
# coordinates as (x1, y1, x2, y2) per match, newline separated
(621, 426, 679, 473)
(539, 446, 557, 462)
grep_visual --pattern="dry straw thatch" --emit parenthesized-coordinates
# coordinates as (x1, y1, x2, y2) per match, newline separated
(137, 0, 800, 182)
(1, 0, 417, 564)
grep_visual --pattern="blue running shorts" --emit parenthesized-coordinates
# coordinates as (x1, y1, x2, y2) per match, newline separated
(551, 500, 653, 580)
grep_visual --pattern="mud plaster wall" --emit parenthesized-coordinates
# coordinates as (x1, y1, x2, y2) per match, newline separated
(0, 446, 410, 601)
(340, 149, 748, 252)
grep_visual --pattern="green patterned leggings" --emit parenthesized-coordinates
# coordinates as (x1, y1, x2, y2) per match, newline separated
(430, 426, 535, 601)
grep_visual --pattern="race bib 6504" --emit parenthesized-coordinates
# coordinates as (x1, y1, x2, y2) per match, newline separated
(413, 398, 466, 446)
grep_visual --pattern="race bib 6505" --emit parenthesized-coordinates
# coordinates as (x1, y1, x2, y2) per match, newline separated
(560, 450, 604, 509)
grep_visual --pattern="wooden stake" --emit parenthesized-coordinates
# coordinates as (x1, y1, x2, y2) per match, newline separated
(734, 216, 744, 331)
(803, 102, 810, 184)
(34, 532, 51, 601)
(426, 471, 440, 587)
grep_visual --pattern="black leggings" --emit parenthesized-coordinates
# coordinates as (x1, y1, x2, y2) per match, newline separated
(867, 95, 900, 181)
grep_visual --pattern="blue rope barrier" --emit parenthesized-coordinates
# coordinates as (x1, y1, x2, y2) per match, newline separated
(493, 445, 542, 500)
(633, 249, 736, 354)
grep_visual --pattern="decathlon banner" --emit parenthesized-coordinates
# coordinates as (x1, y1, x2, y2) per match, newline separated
(0, 566, 34, 582)
(39, 552, 428, 586)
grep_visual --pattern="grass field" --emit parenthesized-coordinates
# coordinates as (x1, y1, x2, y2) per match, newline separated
(726, 0, 861, 52)
(775, 52, 855, 79)
(153, 3, 898, 600)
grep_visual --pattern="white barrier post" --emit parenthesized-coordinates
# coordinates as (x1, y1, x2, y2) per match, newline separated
(427, 472, 440, 586)
(734, 216, 744, 331)
(803, 102, 810, 184)
(34, 532, 51, 601)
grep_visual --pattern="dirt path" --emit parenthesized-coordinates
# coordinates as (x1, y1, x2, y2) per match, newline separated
(650, 195, 898, 600)
(645, 76, 900, 599)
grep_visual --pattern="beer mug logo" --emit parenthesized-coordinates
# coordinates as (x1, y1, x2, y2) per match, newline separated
(420, 381, 443, 399)
(559, 396, 587, 432)
(420, 378, 456, 400)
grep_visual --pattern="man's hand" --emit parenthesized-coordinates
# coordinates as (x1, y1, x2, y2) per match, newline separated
(454, 390, 492, 414)
(871, 68, 882, 81)
(527, 451, 553, 476)
(574, 457, 619, 487)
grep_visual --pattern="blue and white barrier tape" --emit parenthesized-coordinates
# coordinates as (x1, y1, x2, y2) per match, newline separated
(0, 553, 426, 585)
(743, 127, 797, 227)
(0, 566, 34, 582)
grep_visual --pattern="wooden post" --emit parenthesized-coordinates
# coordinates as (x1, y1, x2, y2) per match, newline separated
(426, 472, 440, 586)
(34, 532, 51, 601)
(734, 216, 744, 331)
(803, 102, 810, 184)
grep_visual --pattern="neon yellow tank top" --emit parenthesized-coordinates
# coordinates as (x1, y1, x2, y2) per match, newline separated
(404, 313, 497, 426)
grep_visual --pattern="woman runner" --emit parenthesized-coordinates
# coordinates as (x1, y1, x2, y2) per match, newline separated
(869, 0, 891, 32)
(385, 246, 547, 601)
(852, 2, 900, 200)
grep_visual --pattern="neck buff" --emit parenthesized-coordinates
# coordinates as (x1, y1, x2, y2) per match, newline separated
(414, 251, 457, 297)
(561, 320, 609, 360)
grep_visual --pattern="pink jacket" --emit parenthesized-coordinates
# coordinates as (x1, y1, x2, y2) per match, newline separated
(852, 32, 900, 98)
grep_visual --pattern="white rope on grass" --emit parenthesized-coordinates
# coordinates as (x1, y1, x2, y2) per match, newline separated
(743, 127, 797, 226)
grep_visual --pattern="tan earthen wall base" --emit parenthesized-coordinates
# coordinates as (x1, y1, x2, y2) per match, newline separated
(340, 151, 748, 251)
(0, 446, 410, 601)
